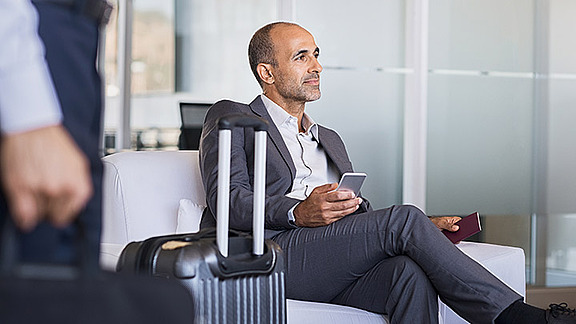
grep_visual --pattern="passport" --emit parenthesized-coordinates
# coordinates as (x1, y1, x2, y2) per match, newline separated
(442, 212, 482, 244)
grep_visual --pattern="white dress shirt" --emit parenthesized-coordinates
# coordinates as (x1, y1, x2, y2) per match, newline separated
(261, 94, 339, 202)
(0, 0, 62, 134)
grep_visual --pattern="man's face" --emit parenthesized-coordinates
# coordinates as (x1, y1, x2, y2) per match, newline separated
(269, 25, 323, 103)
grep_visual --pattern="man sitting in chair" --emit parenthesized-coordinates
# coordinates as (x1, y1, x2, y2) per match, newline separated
(199, 22, 576, 323)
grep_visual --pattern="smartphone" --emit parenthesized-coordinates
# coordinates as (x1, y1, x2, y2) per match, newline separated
(334, 172, 367, 197)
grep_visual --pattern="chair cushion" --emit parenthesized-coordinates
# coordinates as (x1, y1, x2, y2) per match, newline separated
(176, 199, 205, 234)
(101, 151, 205, 245)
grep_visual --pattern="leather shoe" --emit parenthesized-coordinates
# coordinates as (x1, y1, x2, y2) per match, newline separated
(546, 303, 576, 323)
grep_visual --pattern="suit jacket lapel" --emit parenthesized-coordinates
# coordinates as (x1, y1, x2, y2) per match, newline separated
(318, 126, 354, 175)
(249, 96, 296, 181)
(248, 96, 353, 182)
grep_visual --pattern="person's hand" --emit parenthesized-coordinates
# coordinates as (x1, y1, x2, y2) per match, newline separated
(293, 183, 362, 227)
(429, 216, 461, 232)
(0, 125, 92, 231)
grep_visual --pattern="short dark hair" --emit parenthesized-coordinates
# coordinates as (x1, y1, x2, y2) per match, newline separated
(248, 22, 299, 87)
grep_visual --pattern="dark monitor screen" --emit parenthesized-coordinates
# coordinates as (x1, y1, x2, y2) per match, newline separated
(178, 102, 212, 150)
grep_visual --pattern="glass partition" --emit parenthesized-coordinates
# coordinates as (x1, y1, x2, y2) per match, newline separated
(429, 0, 534, 72)
(426, 75, 534, 215)
(544, 0, 576, 286)
(427, 0, 576, 287)
(426, 0, 536, 281)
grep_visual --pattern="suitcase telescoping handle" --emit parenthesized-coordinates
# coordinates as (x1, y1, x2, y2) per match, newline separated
(217, 115, 268, 257)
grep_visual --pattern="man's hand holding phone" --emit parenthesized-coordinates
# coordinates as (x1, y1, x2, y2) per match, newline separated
(293, 173, 366, 227)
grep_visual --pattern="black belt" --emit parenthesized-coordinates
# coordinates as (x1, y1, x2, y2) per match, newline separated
(32, 0, 113, 25)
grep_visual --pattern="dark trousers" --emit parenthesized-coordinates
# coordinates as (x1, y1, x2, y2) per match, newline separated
(0, 2, 102, 265)
(272, 205, 522, 323)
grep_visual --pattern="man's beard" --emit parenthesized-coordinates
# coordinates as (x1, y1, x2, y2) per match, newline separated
(276, 73, 321, 103)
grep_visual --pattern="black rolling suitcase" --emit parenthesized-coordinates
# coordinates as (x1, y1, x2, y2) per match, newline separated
(116, 115, 286, 324)
(0, 219, 194, 324)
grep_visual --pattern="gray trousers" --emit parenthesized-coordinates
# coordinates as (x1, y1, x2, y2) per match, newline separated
(271, 205, 522, 324)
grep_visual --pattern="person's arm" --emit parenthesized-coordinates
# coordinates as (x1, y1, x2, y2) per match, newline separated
(0, 0, 62, 132)
(200, 101, 300, 232)
(0, 0, 92, 231)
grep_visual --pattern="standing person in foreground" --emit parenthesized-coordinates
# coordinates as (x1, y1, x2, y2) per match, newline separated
(199, 22, 576, 323)
(0, 0, 109, 266)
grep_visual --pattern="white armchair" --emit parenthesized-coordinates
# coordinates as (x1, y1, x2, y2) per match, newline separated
(100, 150, 526, 324)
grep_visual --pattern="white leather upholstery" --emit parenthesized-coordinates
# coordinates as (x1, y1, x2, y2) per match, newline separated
(101, 151, 205, 245)
(100, 150, 526, 324)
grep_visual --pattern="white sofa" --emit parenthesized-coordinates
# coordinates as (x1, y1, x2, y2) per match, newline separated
(100, 150, 526, 324)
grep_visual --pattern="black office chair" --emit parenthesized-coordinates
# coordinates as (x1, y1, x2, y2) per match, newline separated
(178, 102, 212, 150)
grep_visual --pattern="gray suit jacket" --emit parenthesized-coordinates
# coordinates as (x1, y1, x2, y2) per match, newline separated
(199, 96, 371, 237)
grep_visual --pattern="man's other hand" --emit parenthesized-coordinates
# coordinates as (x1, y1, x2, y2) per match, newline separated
(293, 183, 362, 227)
(0, 125, 92, 231)
(429, 216, 462, 232)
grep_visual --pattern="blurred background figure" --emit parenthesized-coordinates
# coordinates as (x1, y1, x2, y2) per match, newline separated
(0, 0, 111, 266)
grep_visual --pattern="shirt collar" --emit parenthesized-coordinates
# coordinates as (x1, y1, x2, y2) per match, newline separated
(260, 94, 319, 139)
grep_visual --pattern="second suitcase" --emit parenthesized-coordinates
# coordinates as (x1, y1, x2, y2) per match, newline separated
(116, 115, 286, 324)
